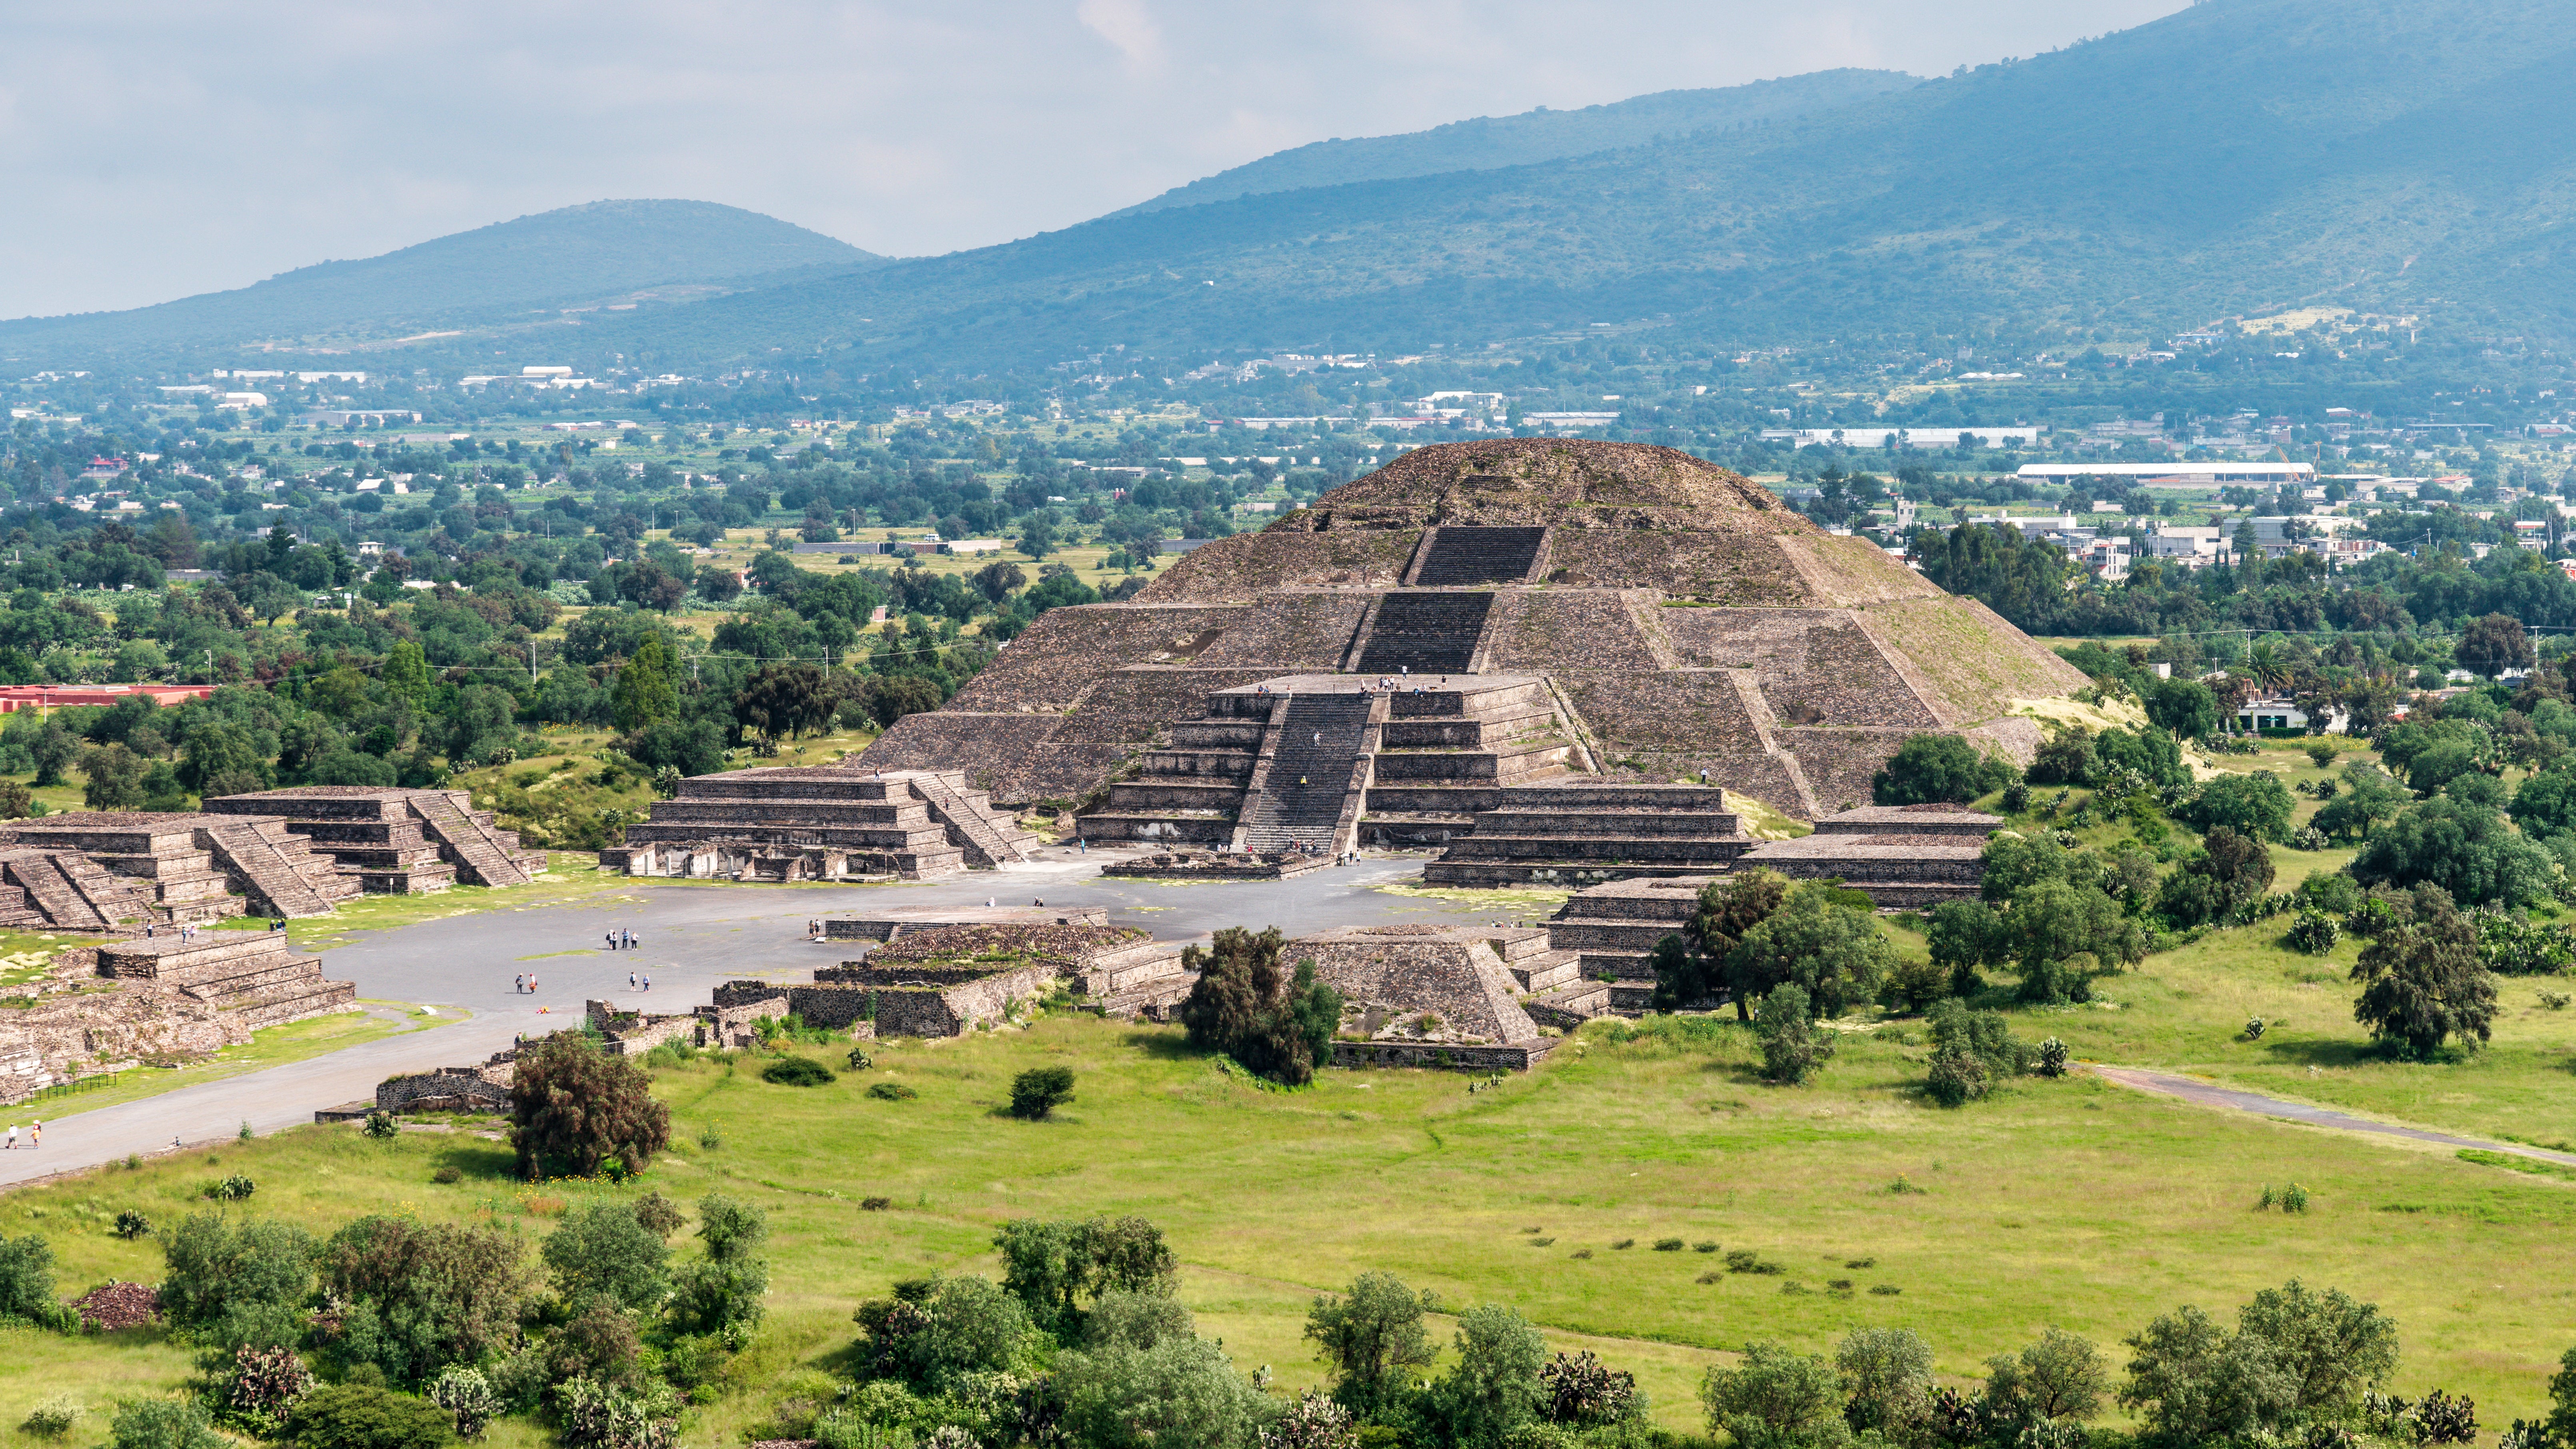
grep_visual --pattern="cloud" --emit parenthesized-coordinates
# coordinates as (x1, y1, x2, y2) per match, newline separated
(1077, 0, 1166, 72)
(0, 0, 2187, 319)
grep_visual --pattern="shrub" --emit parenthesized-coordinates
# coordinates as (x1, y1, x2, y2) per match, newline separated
(291, 1384, 458, 1449)
(543, 1204, 669, 1315)
(1839, 1327, 1935, 1438)
(158, 1214, 317, 1348)
(21, 1397, 83, 1439)
(1610, 1238, 1635, 1250)
(2035, 1038, 2069, 1078)
(668, 1194, 770, 1337)
(2287, 909, 2340, 954)
(1925, 1050, 1990, 1108)
(868, 1082, 919, 1101)
(213, 1175, 257, 1201)
(107, 1399, 226, 1449)
(1754, 984, 1834, 1085)
(324, 1215, 537, 1386)
(1873, 734, 2017, 806)
(427, 1369, 499, 1441)
(363, 1112, 398, 1140)
(113, 1210, 151, 1239)
(1008, 1066, 1076, 1119)
(431, 1166, 462, 1185)
(1652, 1238, 1685, 1251)
(216, 1345, 315, 1434)
(1693, 1241, 1719, 1253)
(1263, 1391, 1356, 1449)
(1302, 1271, 1438, 1417)
(0, 1233, 75, 1332)
(1177, 927, 1342, 1086)
(2413, 1391, 2478, 1446)
(631, 1192, 686, 1239)
(761, 1056, 835, 1087)
(1701, 1341, 1852, 1449)
(1541, 1350, 1639, 1427)
(2352, 887, 2498, 1058)
(861, 1196, 893, 1211)
(847, 1047, 875, 1070)
(555, 1377, 682, 1449)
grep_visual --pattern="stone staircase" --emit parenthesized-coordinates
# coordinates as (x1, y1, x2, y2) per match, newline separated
(1236, 693, 1376, 854)
(95, 931, 355, 1029)
(1078, 688, 1273, 847)
(199, 818, 358, 918)
(1422, 785, 1753, 887)
(907, 770, 1044, 866)
(1411, 527, 1548, 586)
(1542, 876, 1709, 984)
(1362, 677, 1579, 844)
(203, 789, 463, 895)
(1068, 937, 1199, 1020)
(409, 791, 540, 887)
(0, 849, 155, 930)
(1354, 591, 1495, 675)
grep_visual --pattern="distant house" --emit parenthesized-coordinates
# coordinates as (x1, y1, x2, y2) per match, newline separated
(0, 684, 216, 715)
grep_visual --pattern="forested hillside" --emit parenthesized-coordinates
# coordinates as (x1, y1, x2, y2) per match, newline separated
(0, 201, 880, 355)
(1110, 69, 1915, 216)
(602, 0, 2576, 369)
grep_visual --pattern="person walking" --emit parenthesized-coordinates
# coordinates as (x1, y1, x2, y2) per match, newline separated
(514, 973, 524, 994)
(28, 1120, 37, 1150)
(641, 974, 651, 992)
(629, 971, 639, 992)
(5, 1124, 14, 1150)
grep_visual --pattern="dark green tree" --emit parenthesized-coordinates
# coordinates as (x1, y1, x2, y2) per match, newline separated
(1304, 1270, 1439, 1417)
(1726, 884, 1893, 1020)
(2351, 797, 2556, 907)
(1872, 734, 2015, 806)
(509, 1033, 671, 1181)
(610, 635, 677, 733)
(1175, 927, 1340, 1085)
(2351, 886, 2497, 1058)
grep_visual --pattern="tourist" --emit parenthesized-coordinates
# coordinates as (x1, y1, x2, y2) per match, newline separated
(27, 1120, 37, 1150)
(4, 1124, 14, 1150)
(514, 973, 524, 994)
(629, 971, 639, 992)
(642, 974, 651, 992)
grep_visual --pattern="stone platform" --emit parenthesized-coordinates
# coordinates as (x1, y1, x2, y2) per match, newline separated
(604, 768, 1039, 880)
(1290, 923, 1565, 1070)
(206, 787, 545, 892)
(1096, 849, 1334, 881)
(0, 812, 356, 922)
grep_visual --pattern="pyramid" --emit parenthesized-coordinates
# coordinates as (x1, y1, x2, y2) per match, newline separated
(857, 440, 2082, 827)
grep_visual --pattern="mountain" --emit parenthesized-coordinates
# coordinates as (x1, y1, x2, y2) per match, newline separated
(1109, 69, 1917, 217)
(0, 200, 882, 359)
(607, 0, 2576, 367)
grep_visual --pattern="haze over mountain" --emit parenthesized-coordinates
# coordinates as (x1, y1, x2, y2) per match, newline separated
(1110, 70, 1918, 217)
(607, 0, 2576, 368)
(0, 200, 879, 359)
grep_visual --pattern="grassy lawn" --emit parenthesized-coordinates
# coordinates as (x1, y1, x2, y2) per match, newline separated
(3, 1008, 2572, 1440)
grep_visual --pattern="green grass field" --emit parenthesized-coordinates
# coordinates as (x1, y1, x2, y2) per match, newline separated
(3, 993, 2571, 1444)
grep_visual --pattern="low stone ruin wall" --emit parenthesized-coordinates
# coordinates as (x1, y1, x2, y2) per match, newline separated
(1328, 1038, 1553, 1071)
(720, 965, 1056, 1038)
(375, 1059, 514, 1115)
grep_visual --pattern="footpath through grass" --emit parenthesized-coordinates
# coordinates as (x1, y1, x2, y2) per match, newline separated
(3, 1010, 2571, 1440)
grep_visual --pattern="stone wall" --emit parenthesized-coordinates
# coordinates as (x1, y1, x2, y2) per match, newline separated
(1328, 1039, 1552, 1070)
(375, 1056, 514, 1114)
(715, 968, 1054, 1037)
(1291, 927, 1538, 1044)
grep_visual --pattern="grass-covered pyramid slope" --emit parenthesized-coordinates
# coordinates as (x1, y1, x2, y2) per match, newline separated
(860, 441, 2085, 819)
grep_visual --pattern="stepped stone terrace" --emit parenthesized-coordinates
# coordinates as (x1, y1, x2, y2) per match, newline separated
(717, 921, 1200, 1035)
(602, 767, 1038, 880)
(205, 787, 545, 893)
(853, 439, 2081, 885)
(2, 929, 356, 1102)
(1290, 924, 1567, 1070)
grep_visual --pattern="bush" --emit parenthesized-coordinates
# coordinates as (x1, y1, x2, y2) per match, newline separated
(213, 1175, 257, 1201)
(0, 1233, 74, 1332)
(555, 1378, 682, 1449)
(113, 1210, 151, 1239)
(431, 1166, 463, 1185)
(868, 1082, 919, 1101)
(2352, 887, 2498, 1058)
(1873, 734, 2016, 806)
(543, 1204, 670, 1315)
(2181, 771, 2297, 842)
(427, 1369, 499, 1441)
(158, 1214, 317, 1349)
(761, 1056, 836, 1087)
(215, 1345, 315, 1434)
(668, 1194, 770, 1338)
(1008, 1066, 1076, 1119)
(363, 1111, 398, 1140)
(2286, 909, 2340, 955)
(324, 1215, 536, 1386)
(290, 1383, 459, 1449)
(1177, 927, 1342, 1086)
(1925, 1050, 1989, 1108)
(21, 1396, 83, 1439)
(107, 1399, 226, 1449)
(1701, 1341, 1852, 1449)
(2035, 1038, 2069, 1078)
(1753, 984, 1833, 1085)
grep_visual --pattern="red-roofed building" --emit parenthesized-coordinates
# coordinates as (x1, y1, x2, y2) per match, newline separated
(0, 684, 216, 715)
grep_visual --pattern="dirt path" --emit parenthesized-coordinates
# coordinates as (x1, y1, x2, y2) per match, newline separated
(2090, 1064, 2576, 1168)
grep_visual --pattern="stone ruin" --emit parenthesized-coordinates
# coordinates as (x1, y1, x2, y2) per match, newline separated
(204, 787, 546, 892)
(715, 921, 1198, 1035)
(852, 439, 2079, 883)
(4, 931, 356, 1104)
(601, 768, 1041, 880)
(1288, 924, 1574, 1069)
(822, 905, 1110, 941)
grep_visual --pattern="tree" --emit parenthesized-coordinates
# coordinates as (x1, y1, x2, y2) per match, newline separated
(2119, 1305, 2297, 1446)
(26, 720, 76, 788)
(544, 1204, 671, 1314)
(384, 641, 431, 706)
(1925, 898, 2011, 992)
(1423, 1304, 1548, 1449)
(2157, 826, 2276, 926)
(1055, 1334, 1269, 1449)
(2351, 797, 2556, 907)
(731, 662, 833, 747)
(1725, 884, 1893, 1019)
(290, 1383, 457, 1449)
(995, 1215, 1178, 1338)
(322, 1216, 535, 1385)
(2235, 1280, 2399, 1421)
(1984, 1327, 2108, 1432)
(509, 1033, 671, 1180)
(1754, 984, 1834, 1085)
(159, 1213, 317, 1349)
(610, 635, 678, 733)
(2183, 772, 2296, 842)
(1837, 1328, 1934, 1438)
(1176, 928, 1341, 1086)
(2144, 677, 2220, 740)
(969, 561, 1027, 603)
(1925, 998, 2027, 1104)
(2316, 764, 2411, 841)
(2007, 879, 2146, 997)
(1693, 868, 1789, 1019)
(2350, 886, 2496, 1058)
(1304, 1270, 1438, 1417)
(79, 742, 148, 810)
(1009, 1066, 1077, 1119)
(1701, 1341, 1851, 1449)
(179, 722, 268, 798)
(2456, 612, 2534, 680)
(1872, 734, 2015, 806)
(669, 1194, 769, 1336)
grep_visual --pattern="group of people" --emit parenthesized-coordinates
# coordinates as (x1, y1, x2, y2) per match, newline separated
(604, 929, 640, 950)
(513, 972, 540, 994)
(3, 1120, 38, 1150)
(626, 970, 653, 992)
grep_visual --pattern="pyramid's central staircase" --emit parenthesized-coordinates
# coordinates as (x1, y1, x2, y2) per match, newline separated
(604, 768, 1041, 880)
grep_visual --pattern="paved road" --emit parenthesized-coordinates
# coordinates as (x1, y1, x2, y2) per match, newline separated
(0, 848, 1521, 1187)
(2091, 1064, 2576, 1168)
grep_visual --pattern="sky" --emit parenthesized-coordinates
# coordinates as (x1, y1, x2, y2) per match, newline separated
(0, 0, 2187, 321)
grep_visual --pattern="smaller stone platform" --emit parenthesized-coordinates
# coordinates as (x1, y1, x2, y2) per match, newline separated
(1734, 802, 1999, 906)
(607, 767, 1040, 881)
(1096, 849, 1333, 881)
(719, 922, 1186, 1036)
(206, 787, 546, 892)
(823, 906, 1110, 941)
(1289, 923, 1561, 1070)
